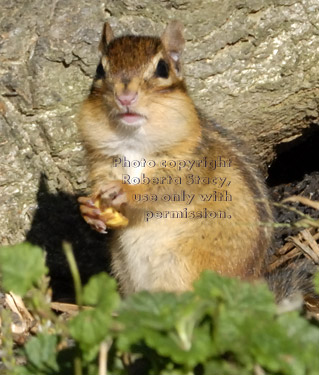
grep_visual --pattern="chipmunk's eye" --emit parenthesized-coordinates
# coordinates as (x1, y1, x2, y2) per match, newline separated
(155, 59, 169, 79)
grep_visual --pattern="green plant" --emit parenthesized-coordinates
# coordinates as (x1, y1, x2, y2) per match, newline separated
(0, 242, 318, 375)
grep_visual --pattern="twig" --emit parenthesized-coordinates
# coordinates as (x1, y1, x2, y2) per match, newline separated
(283, 196, 319, 210)
(267, 228, 319, 272)
(50, 302, 91, 315)
(62, 242, 84, 375)
(99, 340, 110, 375)
(273, 202, 314, 220)
(267, 248, 301, 272)
(300, 229, 319, 260)
(288, 235, 319, 264)
(63, 242, 83, 308)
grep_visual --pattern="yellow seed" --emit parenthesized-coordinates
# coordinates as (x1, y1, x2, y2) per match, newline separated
(94, 199, 128, 229)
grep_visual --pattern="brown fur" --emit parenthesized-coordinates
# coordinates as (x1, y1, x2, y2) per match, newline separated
(77, 22, 273, 296)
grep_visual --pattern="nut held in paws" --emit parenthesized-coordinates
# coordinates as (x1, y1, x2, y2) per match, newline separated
(94, 198, 129, 229)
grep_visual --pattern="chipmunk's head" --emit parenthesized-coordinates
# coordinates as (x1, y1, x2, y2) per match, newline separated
(92, 21, 195, 132)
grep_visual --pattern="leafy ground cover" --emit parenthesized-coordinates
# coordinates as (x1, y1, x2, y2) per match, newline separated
(0, 242, 319, 375)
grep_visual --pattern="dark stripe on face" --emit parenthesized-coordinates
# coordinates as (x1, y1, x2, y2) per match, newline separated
(106, 36, 162, 78)
(155, 80, 187, 94)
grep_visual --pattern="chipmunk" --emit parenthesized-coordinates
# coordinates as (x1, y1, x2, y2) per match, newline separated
(77, 21, 273, 296)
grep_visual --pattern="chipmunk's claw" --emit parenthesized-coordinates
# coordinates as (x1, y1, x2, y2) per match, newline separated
(98, 182, 128, 211)
(78, 196, 109, 234)
(78, 187, 129, 231)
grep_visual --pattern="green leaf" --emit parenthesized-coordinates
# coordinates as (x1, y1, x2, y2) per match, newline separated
(118, 291, 198, 332)
(193, 270, 275, 314)
(69, 309, 110, 350)
(277, 312, 319, 374)
(146, 322, 213, 367)
(12, 367, 34, 375)
(117, 291, 214, 367)
(69, 273, 119, 359)
(24, 333, 59, 374)
(0, 243, 48, 296)
(69, 309, 112, 363)
(204, 360, 251, 375)
(193, 271, 319, 375)
(82, 272, 120, 311)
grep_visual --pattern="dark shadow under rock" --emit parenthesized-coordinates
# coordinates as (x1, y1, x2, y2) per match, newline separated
(26, 173, 111, 302)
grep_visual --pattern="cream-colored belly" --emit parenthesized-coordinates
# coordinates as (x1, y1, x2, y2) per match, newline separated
(112, 222, 188, 294)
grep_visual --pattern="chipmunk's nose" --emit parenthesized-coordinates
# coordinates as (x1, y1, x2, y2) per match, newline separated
(116, 91, 138, 107)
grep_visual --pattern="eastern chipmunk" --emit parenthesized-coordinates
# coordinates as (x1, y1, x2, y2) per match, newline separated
(77, 21, 273, 296)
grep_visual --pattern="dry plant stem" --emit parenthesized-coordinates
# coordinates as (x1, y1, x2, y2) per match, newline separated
(50, 302, 91, 315)
(99, 341, 110, 375)
(5, 293, 35, 338)
(283, 196, 319, 210)
(269, 201, 319, 268)
(267, 248, 302, 272)
(273, 201, 319, 228)
(268, 227, 319, 272)
(276, 228, 318, 256)
(288, 235, 319, 264)
(273, 202, 314, 221)
(62, 242, 84, 375)
(254, 364, 266, 375)
(63, 242, 83, 308)
(300, 229, 319, 259)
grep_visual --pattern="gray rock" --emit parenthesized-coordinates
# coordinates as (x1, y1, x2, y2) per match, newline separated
(1, 0, 319, 248)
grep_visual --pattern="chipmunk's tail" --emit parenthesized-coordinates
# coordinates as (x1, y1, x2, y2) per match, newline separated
(264, 258, 319, 310)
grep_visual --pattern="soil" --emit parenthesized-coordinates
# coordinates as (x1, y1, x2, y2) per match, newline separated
(269, 171, 319, 249)
(267, 126, 319, 249)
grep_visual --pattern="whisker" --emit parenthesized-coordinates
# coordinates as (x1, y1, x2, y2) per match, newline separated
(148, 98, 188, 121)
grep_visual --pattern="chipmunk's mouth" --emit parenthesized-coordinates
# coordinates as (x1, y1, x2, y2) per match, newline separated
(117, 111, 146, 126)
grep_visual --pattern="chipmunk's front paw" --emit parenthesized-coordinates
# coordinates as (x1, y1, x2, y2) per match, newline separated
(78, 196, 108, 234)
(98, 181, 128, 211)
(78, 182, 129, 232)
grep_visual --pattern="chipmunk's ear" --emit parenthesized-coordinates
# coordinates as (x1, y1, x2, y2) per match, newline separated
(161, 21, 185, 69)
(99, 22, 114, 54)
